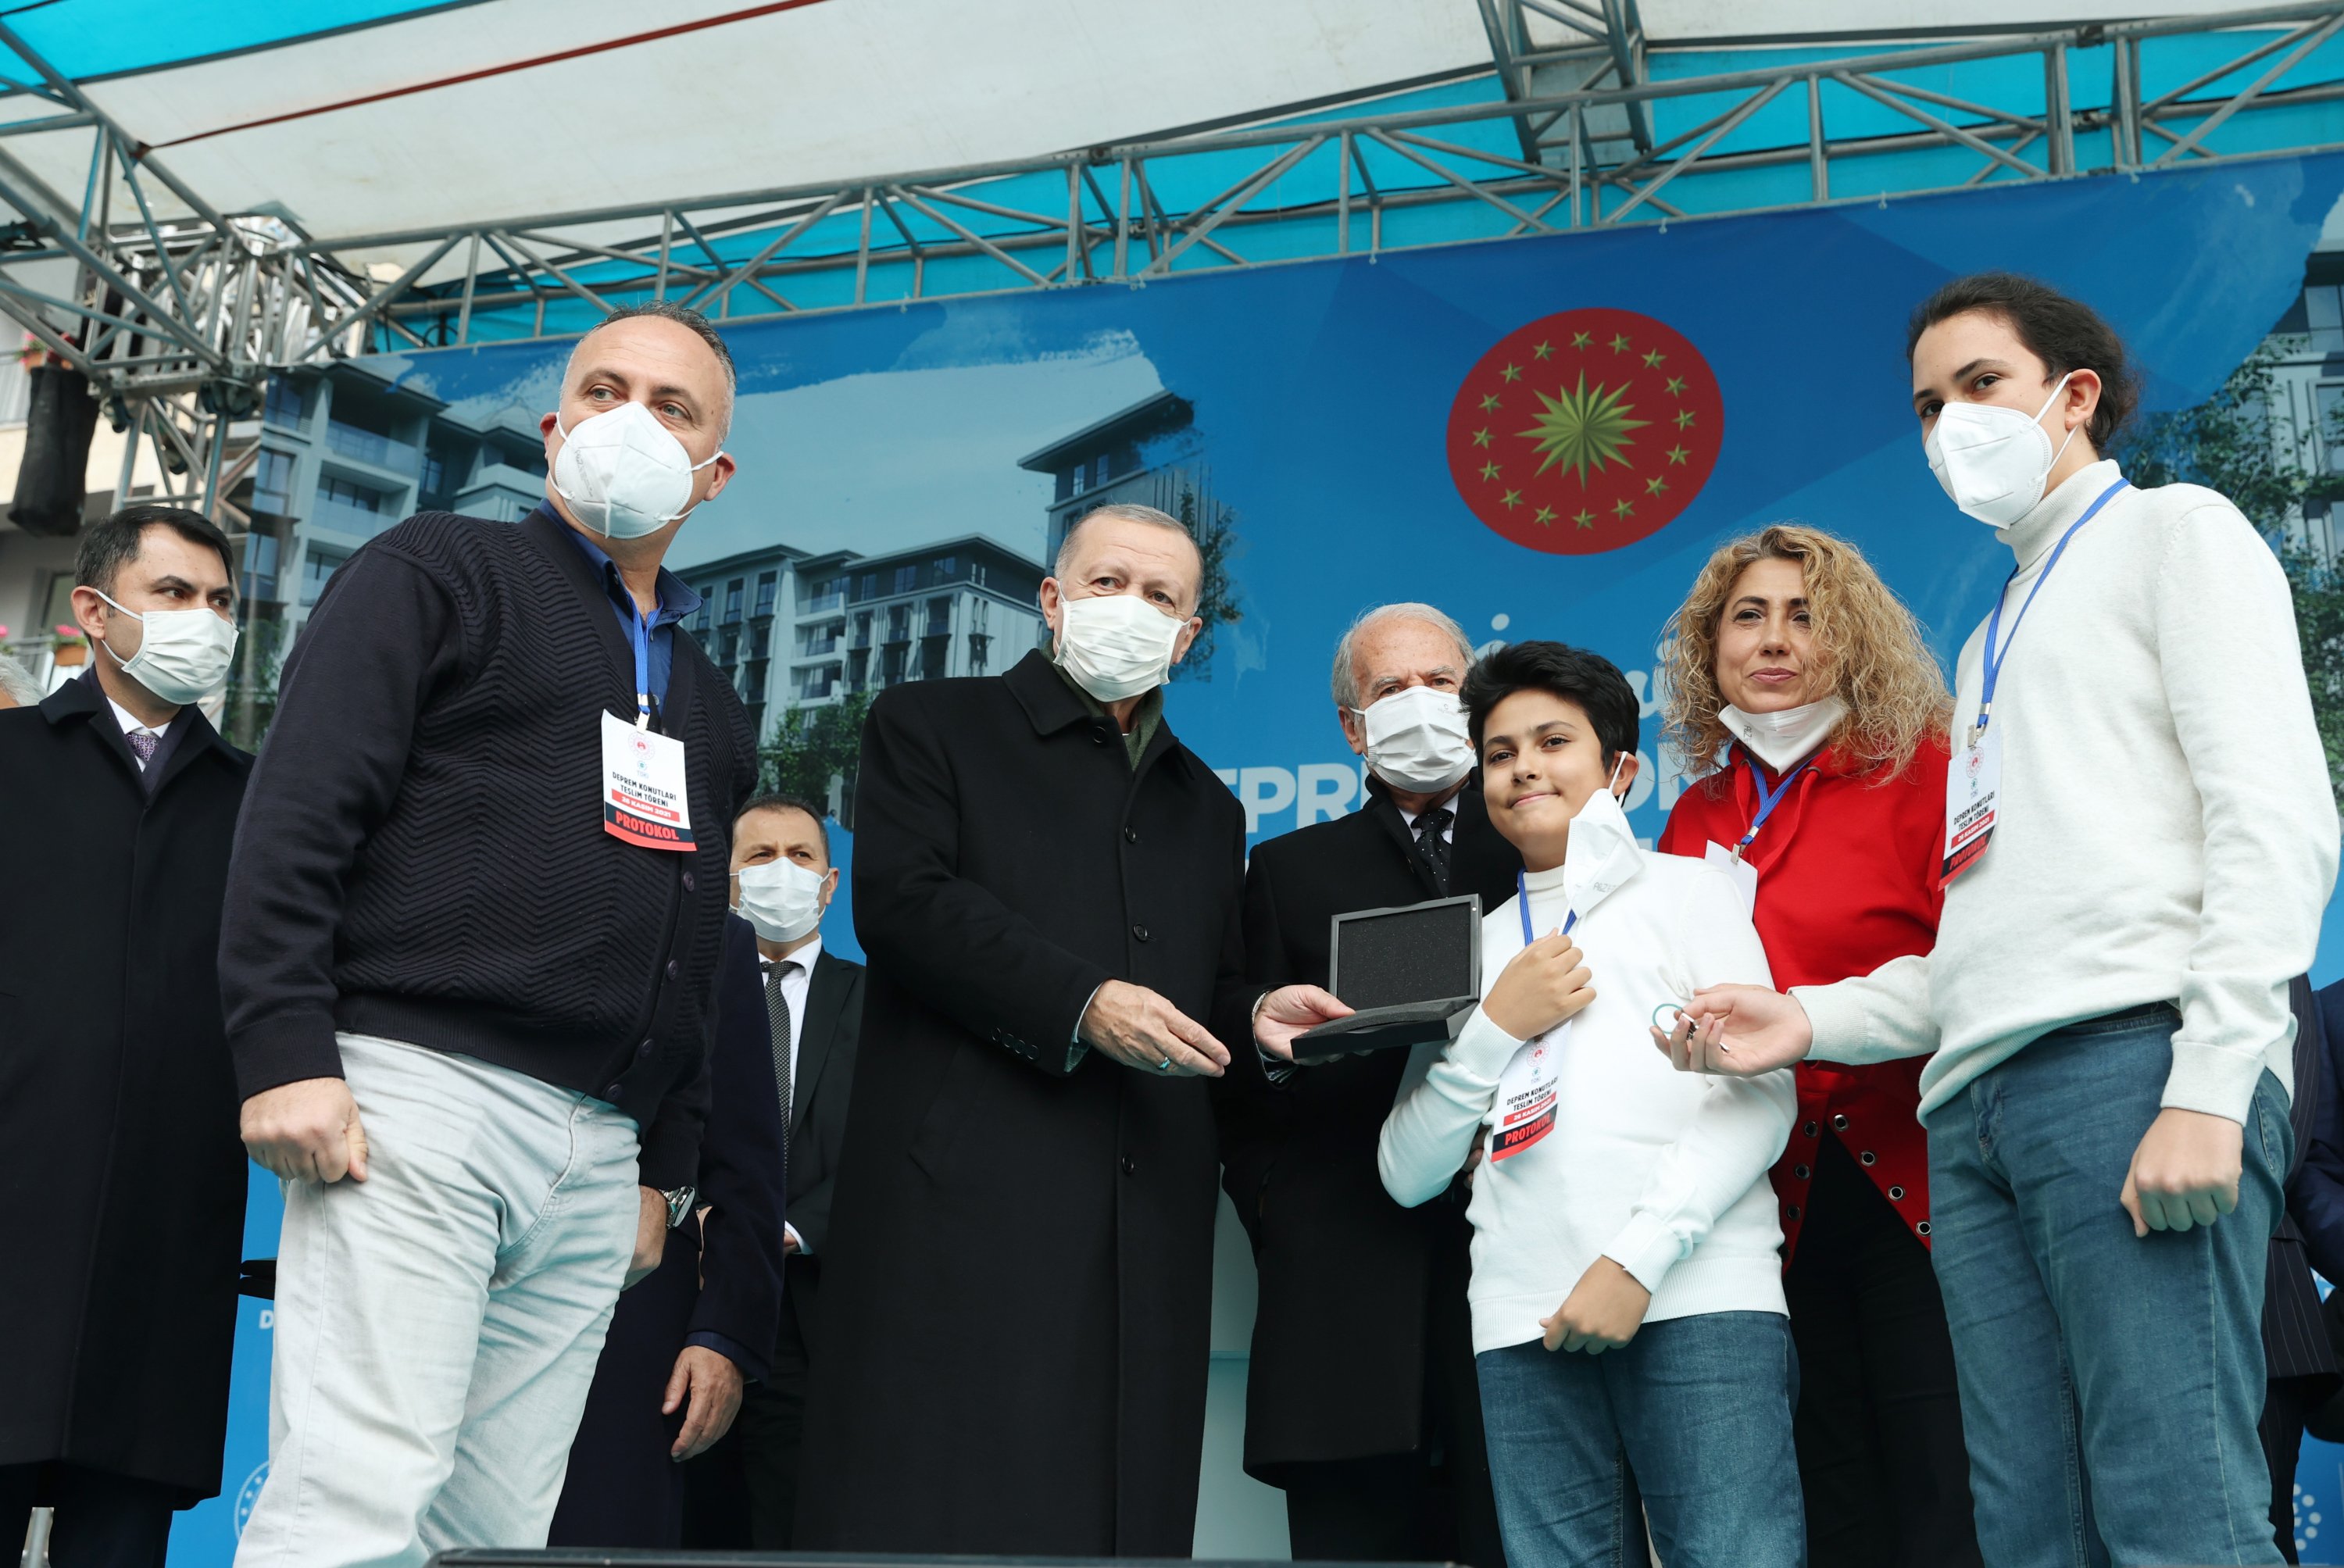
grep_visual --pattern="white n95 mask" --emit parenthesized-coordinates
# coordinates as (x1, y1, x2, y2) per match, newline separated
(1924, 373, 2076, 529)
(1720, 696, 1846, 773)
(551, 401, 724, 540)
(95, 591, 238, 706)
(1356, 685, 1475, 794)
(734, 857, 827, 945)
(1056, 592, 1183, 702)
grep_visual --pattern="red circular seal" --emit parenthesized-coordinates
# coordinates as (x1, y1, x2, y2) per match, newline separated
(1445, 308, 1723, 555)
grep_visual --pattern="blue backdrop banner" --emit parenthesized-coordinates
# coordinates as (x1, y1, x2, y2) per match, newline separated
(173, 148, 2344, 1562)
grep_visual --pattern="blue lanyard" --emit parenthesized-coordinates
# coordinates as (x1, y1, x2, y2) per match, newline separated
(1975, 477, 2128, 736)
(1517, 868, 1579, 946)
(1733, 755, 1811, 858)
(625, 597, 655, 728)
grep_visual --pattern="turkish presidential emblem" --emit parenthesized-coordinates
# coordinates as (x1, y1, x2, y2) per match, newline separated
(1445, 307, 1723, 555)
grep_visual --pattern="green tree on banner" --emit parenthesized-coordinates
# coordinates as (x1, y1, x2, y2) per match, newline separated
(1175, 481, 1243, 681)
(2120, 337, 2344, 809)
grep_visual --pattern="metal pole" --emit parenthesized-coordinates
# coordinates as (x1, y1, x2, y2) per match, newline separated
(456, 231, 480, 343)
(2045, 43, 2073, 175)
(656, 210, 672, 301)
(1807, 73, 1828, 201)
(114, 400, 141, 503)
(1337, 130, 1352, 253)
(853, 188, 873, 305)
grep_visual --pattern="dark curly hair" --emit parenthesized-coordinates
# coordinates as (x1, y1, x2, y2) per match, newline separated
(1906, 271, 2139, 449)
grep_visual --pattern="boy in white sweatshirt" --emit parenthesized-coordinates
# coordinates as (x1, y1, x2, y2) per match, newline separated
(1663, 274, 2339, 1567)
(1378, 641, 1801, 1568)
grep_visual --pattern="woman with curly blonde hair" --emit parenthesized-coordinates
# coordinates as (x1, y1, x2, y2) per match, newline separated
(1655, 523, 1978, 1568)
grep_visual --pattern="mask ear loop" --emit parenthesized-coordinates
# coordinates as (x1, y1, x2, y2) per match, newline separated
(90, 588, 144, 669)
(1606, 748, 1629, 800)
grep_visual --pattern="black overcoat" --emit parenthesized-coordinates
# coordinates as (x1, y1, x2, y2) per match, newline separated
(0, 673, 252, 1502)
(795, 651, 1253, 1557)
(1213, 780, 1519, 1475)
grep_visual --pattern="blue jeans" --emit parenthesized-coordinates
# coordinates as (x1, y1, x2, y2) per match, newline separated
(1476, 1311, 1803, 1568)
(1927, 1006, 2290, 1568)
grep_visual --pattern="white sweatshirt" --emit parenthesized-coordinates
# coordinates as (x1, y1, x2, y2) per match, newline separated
(1378, 853, 1792, 1353)
(1799, 459, 2340, 1122)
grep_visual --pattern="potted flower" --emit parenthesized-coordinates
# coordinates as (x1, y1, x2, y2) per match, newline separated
(52, 622, 86, 669)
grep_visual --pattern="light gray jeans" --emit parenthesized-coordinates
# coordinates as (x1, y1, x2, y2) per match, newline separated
(234, 1033, 641, 1567)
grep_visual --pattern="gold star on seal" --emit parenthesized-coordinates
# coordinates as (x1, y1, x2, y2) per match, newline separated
(1473, 427, 1492, 448)
(1534, 504, 1556, 526)
(1642, 348, 1665, 368)
(1532, 341, 1554, 361)
(1673, 409, 1696, 430)
(1612, 497, 1635, 519)
(1645, 475, 1668, 496)
(1570, 330, 1593, 349)
(1479, 459, 1502, 481)
(1500, 488, 1524, 510)
(1666, 444, 1689, 466)
(1609, 332, 1633, 353)
(1479, 392, 1502, 413)
(1500, 363, 1523, 384)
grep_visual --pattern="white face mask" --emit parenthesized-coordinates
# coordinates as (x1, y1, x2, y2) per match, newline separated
(1354, 684, 1475, 794)
(1720, 695, 1847, 773)
(734, 856, 827, 945)
(1924, 373, 2077, 529)
(551, 401, 724, 540)
(95, 591, 238, 706)
(1054, 591, 1184, 702)
(1563, 755, 1643, 916)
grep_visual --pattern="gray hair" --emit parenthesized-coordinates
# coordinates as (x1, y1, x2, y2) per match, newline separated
(1331, 602, 1476, 709)
(0, 654, 42, 708)
(1054, 503, 1203, 608)
(567, 298, 737, 437)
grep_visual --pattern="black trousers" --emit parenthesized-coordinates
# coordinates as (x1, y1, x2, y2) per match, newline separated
(0, 1463, 176, 1568)
(1282, 1211, 1510, 1568)
(1785, 1131, 1982, 1568)
(731, 1255, 817, 1548)
(2262, 1373, 2335, 1564)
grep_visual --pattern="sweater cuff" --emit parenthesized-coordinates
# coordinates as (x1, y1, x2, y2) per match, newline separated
(1450, 1005, 1525, 1082)
(684, 1328, 769, 1385)
(1791, 981, 1871, 1066)
(230, 1009, 347, 1102)
(1603, 1212, 1683, 1298)
(2160, 1038, 2263, 1125)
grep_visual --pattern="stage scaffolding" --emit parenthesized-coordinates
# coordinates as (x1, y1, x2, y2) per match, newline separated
(6, 1, 2344, 527)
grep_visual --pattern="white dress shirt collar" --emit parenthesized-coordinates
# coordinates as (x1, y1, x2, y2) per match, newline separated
(105, 695, 176, 769)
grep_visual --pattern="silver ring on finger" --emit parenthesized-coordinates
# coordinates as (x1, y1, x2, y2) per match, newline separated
(1158, 1056, 1174, 1073)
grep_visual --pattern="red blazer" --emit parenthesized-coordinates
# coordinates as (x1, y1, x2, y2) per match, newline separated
(1658, 735, 1948, 1262)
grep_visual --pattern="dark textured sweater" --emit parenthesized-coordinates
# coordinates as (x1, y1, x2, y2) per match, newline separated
(219, 508, 758, 1188)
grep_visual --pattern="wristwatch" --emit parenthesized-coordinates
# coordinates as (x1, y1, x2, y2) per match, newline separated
(659, 1184, 698, 1230)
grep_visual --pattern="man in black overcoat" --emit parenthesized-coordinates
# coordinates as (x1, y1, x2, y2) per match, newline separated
(1213, 603, 1517, 1567)
(794, 504, 1342, 1557)
(548, 910, 787, 1547)
(0, 507, 252, 1565)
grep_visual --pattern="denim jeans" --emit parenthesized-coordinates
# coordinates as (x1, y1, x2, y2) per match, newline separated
(1927, 1005, 2289, 1568)
(1476, 1310, 1803, 1568)
(234, 1034, 643, 1568)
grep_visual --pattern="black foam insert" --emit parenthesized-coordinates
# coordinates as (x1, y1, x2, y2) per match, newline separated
(1335, 902, 1476, 1010)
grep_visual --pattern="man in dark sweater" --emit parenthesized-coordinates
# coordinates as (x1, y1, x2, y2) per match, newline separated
(221, 300, 758, 1563)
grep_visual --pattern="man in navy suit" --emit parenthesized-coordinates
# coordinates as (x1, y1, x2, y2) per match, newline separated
(547, 910, 788, 1547)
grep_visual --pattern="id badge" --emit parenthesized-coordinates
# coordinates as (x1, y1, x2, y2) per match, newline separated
(1942, 723, 2002, 883)
(1489, 1021, 1567, 1163)
(1703, 841, 1760, 913)
(601, 711, 696, 852)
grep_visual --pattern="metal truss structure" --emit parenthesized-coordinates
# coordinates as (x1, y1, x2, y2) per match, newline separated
(9, 0, 2344, 537)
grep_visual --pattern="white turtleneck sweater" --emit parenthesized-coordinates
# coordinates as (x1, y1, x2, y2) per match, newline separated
(1798, 459, 2339, 1122)
(1378, 855, 1792, 1353)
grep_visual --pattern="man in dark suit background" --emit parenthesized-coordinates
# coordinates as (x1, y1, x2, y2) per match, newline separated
(0, 506, 252, 1565)
(795, 504, 1344, 1557)
(710, 793, 865, 1548)
(548, 908, 788, 1548)
(1213, 602, 1515, 1566)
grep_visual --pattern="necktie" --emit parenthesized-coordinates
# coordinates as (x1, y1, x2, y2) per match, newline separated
(124, 730, 159, 768)
(1414, 805, 1453, 895)
(763, 962, 794, 1181)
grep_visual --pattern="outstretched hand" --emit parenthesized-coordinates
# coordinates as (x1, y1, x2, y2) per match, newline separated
(1252, 984, 1352, 1062)
(1649, 984, 1813, 1076)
